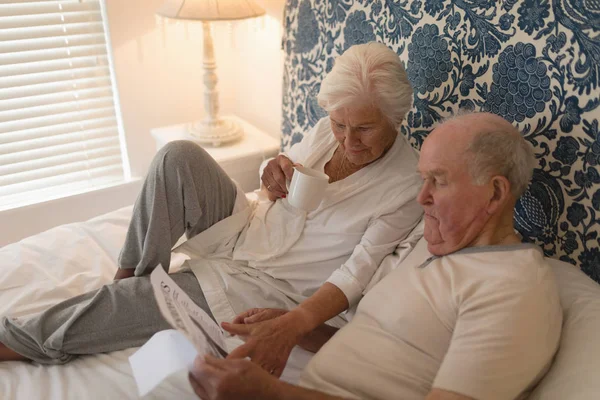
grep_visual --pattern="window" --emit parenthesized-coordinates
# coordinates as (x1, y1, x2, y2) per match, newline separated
(0, 0, 128, 212)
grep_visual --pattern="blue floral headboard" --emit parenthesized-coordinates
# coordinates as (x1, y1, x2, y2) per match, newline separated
(280, 0, 600, 281)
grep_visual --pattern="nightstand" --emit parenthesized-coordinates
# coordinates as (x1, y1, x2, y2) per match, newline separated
(151, 116, 280, 192)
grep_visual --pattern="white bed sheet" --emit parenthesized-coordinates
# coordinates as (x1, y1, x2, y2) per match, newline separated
(0, 206, 312, 399)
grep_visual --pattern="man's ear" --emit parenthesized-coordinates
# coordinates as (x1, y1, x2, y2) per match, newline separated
(486, 175, 511, 214)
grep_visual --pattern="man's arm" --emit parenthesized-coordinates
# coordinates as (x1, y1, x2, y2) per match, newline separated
(189, 355, 351, 400)
(426, 389, 475, 400)
(273, 381, 350, 400)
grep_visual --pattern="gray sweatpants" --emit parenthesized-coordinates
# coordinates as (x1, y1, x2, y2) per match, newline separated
(0, 141, 238, 364)
(119, 140, 237, 276)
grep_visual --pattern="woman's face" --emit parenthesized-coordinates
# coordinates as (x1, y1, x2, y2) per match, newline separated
(329, 105, 398, 166)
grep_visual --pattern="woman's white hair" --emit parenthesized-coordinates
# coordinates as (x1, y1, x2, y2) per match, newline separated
(317, 42, 413, 128)
(455, 112, 536, 199)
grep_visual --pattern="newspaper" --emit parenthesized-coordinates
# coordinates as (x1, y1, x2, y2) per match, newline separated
(129, 267, 230, 396)
(149, 266, 228, 358)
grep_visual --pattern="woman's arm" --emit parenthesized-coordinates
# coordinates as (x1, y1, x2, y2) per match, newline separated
(231, 307, 340, 353)
(298, 322, 339, 353)
(282, 282, 348, 340)
(281, 199, 422, 345)
(326, 194, 423, 308)
(259, 117, 331, 199)
(224, 197, 423, 375)
(223, 283, 347, 376)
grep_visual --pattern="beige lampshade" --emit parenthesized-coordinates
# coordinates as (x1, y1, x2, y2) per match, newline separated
(157, 0, 266, 21)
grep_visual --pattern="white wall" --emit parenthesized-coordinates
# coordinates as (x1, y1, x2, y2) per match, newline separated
(229, 2, 285, 141)
(105, 0, 285, 177)
(0, 0, 285, 246)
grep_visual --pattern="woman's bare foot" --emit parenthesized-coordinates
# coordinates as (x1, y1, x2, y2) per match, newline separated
(0, 342, 28, 362)
(113, 268, 136, 281)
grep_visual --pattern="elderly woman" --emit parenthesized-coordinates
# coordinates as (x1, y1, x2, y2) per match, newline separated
(0, 42, 423, 374)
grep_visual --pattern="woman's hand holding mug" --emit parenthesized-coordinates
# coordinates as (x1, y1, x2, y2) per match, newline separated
(261, 155, 328, 211)
(261, 155, 295, 201)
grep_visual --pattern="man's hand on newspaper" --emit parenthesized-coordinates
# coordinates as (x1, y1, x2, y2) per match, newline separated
(189, 354, 280, 400)
(221, 314, 301, 377)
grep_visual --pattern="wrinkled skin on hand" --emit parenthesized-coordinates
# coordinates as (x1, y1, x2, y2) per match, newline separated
(189, 355, 281, 400)
(261, 155, 299, 201)
(232, 308, 289, 325)
(222, 311, 301, 377)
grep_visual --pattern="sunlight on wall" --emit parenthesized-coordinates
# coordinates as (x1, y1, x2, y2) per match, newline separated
(109, 2, 285, 177)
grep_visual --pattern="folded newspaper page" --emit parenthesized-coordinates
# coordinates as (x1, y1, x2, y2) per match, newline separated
(149, 266, 228, 358)
(129, 329, 197, 396)
(129, 267, 229, 396)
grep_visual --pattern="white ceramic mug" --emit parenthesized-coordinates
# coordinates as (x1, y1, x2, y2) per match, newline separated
(286, 166, 329, 211)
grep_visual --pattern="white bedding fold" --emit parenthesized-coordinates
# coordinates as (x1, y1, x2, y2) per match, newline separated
(0, 206, 196, 399)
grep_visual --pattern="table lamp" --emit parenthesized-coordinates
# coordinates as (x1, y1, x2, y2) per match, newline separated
(156, 0, 266, 146)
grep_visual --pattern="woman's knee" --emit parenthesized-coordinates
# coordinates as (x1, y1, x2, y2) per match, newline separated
(152, 140, 214, 174)
(160, 140, 209, 163)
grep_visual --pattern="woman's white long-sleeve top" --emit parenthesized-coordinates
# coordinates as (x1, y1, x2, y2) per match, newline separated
(177, 117, 423, 327)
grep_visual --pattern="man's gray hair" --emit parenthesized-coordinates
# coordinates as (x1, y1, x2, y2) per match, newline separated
(457, 113, 536, 198)
(317, 42, 413, 128)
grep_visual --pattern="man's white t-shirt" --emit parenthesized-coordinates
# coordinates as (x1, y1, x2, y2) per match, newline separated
(300, 238, 563, 400)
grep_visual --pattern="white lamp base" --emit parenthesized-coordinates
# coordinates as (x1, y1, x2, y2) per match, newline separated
(186, 117, 244, 147)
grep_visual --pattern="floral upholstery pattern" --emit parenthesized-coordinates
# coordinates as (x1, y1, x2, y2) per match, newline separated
(281, 0, 600, 281)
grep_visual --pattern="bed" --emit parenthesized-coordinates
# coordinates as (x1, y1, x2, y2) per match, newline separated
(2, 0, 600, 399)
(0, 205, 314, 398)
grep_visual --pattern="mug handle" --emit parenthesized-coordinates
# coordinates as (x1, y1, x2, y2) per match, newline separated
(286, 164, 301, 195)
(286, 166, 297, 193)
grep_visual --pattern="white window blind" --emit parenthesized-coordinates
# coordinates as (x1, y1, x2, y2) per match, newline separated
(0, 0, 127, 212)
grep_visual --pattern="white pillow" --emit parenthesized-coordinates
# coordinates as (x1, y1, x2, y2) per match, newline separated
(529, 259, 600, 399)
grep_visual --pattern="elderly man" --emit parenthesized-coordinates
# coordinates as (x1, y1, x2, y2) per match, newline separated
(189, 112, 563, 400)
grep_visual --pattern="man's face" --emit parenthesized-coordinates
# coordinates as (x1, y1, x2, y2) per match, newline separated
(417, 124, 492, 256)
(329, 105, 397, 166)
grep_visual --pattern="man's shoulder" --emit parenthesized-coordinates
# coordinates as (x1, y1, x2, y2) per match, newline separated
(422, 244, 557, 303)
(450, 243, 548, 276)
(439, 245, 561, 311)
